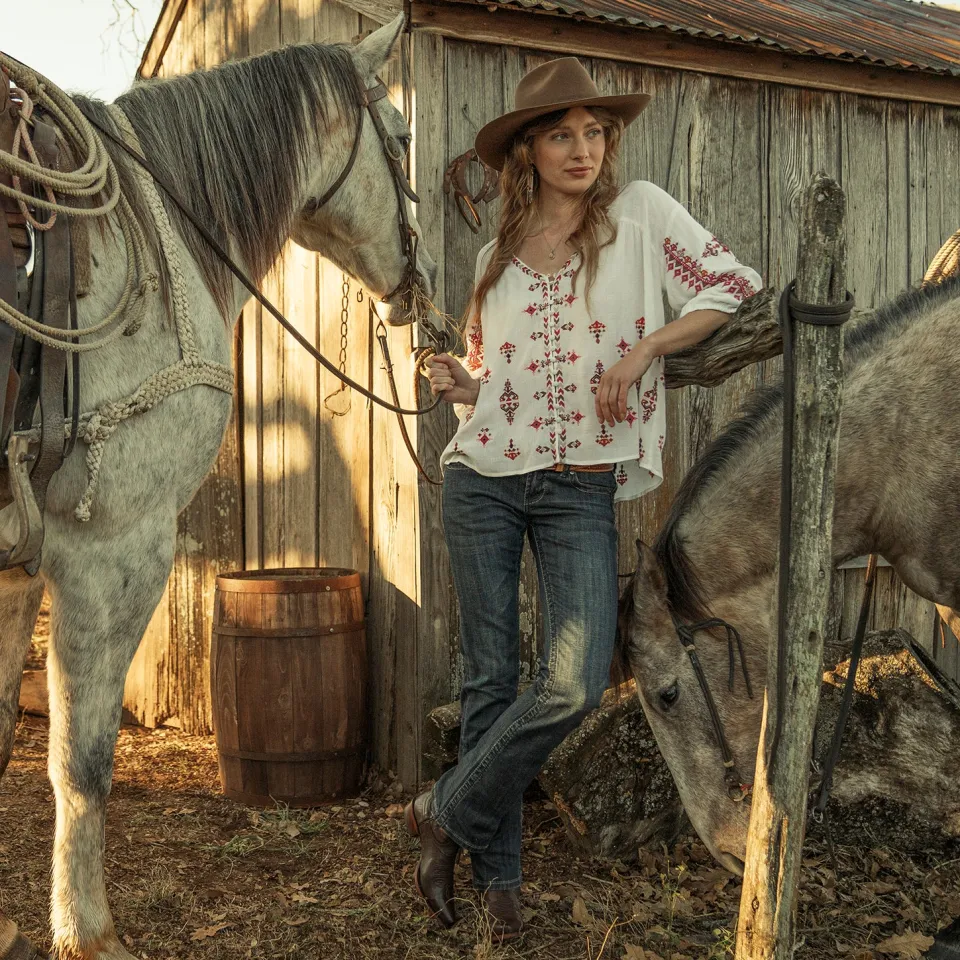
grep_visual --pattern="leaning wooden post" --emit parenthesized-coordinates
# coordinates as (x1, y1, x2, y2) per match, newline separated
(735, 174, 847, 959)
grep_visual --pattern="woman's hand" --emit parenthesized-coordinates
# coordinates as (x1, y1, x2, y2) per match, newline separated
(426, 354, 481, 406)
(595, 344, 655, 426)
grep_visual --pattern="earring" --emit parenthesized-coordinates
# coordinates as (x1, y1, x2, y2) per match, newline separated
(524, 168, 534, 205)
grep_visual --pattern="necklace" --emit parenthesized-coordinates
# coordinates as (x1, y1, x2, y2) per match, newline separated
(534, 205, 567, 261)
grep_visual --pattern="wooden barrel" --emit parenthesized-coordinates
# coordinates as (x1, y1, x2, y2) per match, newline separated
(210, 568, 367, 807)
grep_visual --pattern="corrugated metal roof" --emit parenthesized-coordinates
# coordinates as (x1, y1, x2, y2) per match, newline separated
(453, 0, 960, 76)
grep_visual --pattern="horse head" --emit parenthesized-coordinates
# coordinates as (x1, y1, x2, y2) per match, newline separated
(292, 14, 438, 310)
(620, 540, 776, 875)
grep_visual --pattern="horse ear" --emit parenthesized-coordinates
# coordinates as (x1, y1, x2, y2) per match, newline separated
(636, 539, 667, 598)
(353, 13, 406, 78)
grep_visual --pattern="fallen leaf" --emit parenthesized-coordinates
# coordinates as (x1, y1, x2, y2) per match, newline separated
(190, 922, 231, 941)
(282, 916, 309, 927)
(623, 946, 662, 960)
(283, 822, 301, 839)
(876, 931, 935, 958)
(859, 915, 894, 926)
(385, 803, 404, 818)
(571, 895, 592, 926)
(540, 892, 561, 903)
(290, 892, 318, 904)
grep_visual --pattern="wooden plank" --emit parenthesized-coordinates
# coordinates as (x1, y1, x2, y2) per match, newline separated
(335, 0, 401, 26)
(138, 0, 189, 79)
(413, 29, 457, 765)
(410, 0, 960, 108)
(364, 16, 422, 784)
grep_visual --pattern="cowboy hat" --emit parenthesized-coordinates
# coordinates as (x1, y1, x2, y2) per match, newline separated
(474, 57, 650, 171)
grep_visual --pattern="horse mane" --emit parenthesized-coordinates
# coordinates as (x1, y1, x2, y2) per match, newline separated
(654, 274, 960, 623)
(74, 42, 364, 320)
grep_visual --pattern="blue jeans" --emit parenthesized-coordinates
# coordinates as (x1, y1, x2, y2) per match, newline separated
(432, 463, 618, 891)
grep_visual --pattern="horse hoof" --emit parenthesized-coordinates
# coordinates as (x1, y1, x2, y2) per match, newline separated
(925, 917, 960, 959)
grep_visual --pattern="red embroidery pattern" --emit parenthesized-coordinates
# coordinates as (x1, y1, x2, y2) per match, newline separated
(530, 417, 544, 431)
(663, 238, 757, 301)
(588, 320, 606, 343)
(500, 379, 519, 425)
(658, 434, 665, 452)
(500, 341, 516, 364)
(477, 427, 491, 446)
(504, 439, 520, 460)
(625, 407, 638, 427)
(596, 423, 613, 447)
(480, 367, 492, 385)
(702, 237, 730, 258)
(635, 317, 646, 339)
(526, 360, 541, 374)
(641, 380, 658, 423)
(615, 465, 628, 486)
(590, 360, 605, 395)
(465, 327, 484, 372)
(616, 338, 631, 358)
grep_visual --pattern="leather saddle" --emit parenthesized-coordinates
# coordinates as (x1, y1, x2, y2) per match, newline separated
(0, 73, 78, 575)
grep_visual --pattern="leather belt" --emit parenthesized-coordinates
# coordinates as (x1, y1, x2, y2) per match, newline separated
(546, 462, 614, 473)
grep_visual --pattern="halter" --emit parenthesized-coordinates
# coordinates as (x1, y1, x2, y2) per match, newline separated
(306, 77, 448, 352)
(671, 613, 754, 802)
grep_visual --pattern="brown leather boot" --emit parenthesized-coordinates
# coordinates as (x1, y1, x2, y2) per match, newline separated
(404, 792, 459, 928)
(483, 888, 524, 942)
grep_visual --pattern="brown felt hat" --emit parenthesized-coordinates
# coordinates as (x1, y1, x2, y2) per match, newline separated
(474, 57, 650, 171)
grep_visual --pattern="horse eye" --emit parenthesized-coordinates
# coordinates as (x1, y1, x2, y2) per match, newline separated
(658, 682, 679, 711)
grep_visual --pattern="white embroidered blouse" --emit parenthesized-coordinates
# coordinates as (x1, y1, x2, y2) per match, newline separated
(439, 180, 763, 501)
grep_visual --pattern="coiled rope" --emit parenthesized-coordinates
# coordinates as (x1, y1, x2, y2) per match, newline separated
(0, 53, 156, 349)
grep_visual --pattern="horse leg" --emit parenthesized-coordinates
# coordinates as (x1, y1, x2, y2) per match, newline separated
(43, 521, 174, 960)
(0, 569, 44, 777)
(0, 572, 51, 959)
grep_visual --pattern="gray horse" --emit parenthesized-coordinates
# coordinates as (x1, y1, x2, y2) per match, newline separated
(619, 275, 960, 876)
(0, 15, 435, 960)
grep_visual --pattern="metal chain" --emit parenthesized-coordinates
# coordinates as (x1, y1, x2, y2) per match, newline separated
(323, 273, 353, 416)
(339, 274, 350, 376)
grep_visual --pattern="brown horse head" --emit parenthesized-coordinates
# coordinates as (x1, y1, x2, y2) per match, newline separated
(620, 278, 960, 877)
(620, 540, 774, 874)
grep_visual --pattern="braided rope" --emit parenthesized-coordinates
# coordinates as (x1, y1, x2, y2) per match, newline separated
(0, 55, 154, 346)
(62, 106, 234, 520)
(923, 229, 960, 286)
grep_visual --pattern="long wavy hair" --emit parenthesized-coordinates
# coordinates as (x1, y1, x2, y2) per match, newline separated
(465, 105, 625, 328)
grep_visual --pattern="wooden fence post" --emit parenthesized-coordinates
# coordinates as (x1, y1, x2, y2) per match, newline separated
(735, 174, 847, 959)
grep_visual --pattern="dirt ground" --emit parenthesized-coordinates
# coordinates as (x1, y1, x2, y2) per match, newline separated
(2, 712, 960, 960)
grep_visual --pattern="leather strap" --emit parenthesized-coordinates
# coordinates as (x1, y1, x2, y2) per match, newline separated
(0, 208, 19, 446)
(546, 462, 613, 473)
(32, 213, 70, 511)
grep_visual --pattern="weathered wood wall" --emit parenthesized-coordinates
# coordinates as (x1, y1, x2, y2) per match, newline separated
(131, 0, 960, 784)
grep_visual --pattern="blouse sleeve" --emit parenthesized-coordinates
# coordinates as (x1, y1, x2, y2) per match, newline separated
(453, 245, 492, 422)
(643, 182, 763, 318)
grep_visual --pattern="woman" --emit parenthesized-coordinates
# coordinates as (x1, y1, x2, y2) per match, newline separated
(406, 57, 762, 941)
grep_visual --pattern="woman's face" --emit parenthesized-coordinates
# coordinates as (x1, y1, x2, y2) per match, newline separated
(531, 106, 605, 199)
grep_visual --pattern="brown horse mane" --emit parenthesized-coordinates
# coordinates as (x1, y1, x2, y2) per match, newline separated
(651, 274, 960, 625)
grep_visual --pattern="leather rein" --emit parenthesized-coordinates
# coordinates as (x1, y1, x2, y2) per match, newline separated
(86, 75, 446, 419)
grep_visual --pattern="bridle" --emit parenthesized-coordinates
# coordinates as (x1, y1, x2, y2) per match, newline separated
(85, 70, 449, 415)
(671, 613, 755, 802)
(305, 76, 449, 353)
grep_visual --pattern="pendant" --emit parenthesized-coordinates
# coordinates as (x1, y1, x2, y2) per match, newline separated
(549, 251, 556, 260)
